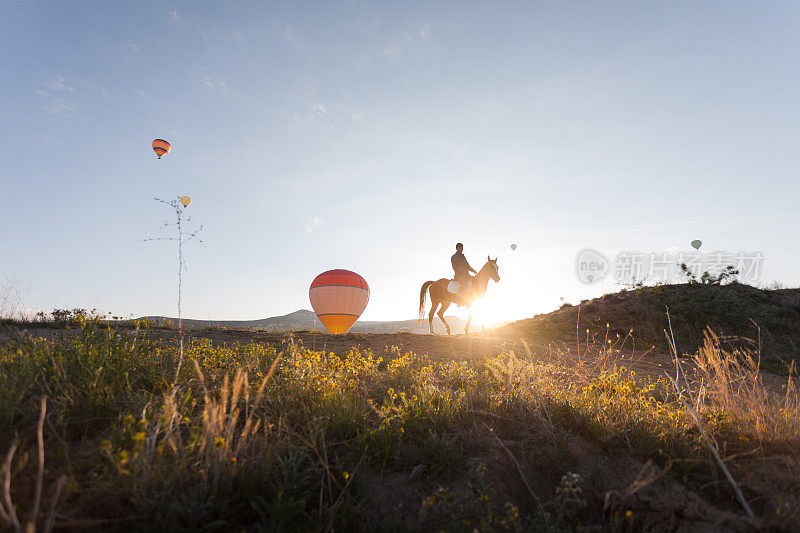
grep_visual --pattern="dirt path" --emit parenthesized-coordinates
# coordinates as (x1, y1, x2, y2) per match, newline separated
(153, 329, 794, 395)
(1, 325, 789, 393)
(0, 326, 543, 361)
(0, 324, 729, 375)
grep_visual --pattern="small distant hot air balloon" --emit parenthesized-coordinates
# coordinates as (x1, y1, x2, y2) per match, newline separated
(510, 243, 517, 251)
(152, 139, 171, 159)
(180, 196, 191, 207)
(691, 240, 702, 251)
(309, 269, 369, 334)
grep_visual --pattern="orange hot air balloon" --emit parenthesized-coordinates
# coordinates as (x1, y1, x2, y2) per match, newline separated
(152, 139, 171, 159)
(309, 269, 369, 334)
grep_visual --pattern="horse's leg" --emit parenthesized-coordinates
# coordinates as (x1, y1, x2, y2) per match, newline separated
(428, 298, 438, 334)
(464, 305, 472, 335)
(438, 301, 452, 335)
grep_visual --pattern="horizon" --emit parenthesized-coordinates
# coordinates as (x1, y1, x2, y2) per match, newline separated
(35, 274, 792, 327)
(2, 2, 800, 326)
(144, 306, 511, 324)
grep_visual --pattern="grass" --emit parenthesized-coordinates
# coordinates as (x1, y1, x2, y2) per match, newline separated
(1, 316, 799, 531)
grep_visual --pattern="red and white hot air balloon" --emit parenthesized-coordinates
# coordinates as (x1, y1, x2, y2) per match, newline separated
(152, 139, 171, 159)
(309, 269, 369, 334)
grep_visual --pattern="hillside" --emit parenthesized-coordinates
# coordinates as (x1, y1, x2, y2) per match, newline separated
(500, 282, 800, 360)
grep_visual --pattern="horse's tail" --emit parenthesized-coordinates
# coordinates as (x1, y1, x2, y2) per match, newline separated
(418, 281, 434, 323)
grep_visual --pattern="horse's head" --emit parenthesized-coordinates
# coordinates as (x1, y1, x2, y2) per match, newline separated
(485, 256, 500, 282)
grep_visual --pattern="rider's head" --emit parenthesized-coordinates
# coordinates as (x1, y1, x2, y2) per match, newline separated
(455, 243, 463, 253)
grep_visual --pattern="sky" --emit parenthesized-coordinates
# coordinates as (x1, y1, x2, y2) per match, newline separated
(1, 1, 799, 324)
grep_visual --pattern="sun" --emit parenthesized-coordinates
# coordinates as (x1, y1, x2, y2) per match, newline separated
(465, 298, 516, 329)
(467, 299, 494, 329)
(458, 286, 548, 330)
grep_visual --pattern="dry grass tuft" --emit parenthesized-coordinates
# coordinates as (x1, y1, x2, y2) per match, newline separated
(692, 330, 800, 447)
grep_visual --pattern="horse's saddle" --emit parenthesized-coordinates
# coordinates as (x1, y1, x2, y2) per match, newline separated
(447, 279, 471, 296)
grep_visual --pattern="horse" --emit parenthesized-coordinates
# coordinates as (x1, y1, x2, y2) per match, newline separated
(418, 257, 500, 335)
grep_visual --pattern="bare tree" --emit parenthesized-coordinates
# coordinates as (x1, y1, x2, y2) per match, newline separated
(143, 197, 203, 383)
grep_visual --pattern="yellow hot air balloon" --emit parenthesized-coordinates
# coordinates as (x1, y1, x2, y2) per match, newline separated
(180, 196, 191, 207)
(152, 139, 171, 159)
(309, 269, 369, 334)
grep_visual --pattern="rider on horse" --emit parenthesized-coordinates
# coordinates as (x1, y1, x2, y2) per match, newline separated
(419, 251, 500, 335)
(451, 243, 477, 302)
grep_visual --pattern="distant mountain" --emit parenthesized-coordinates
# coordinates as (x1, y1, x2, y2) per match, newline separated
(145, 310, 323, 331)
(143, 309, 492, 335)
